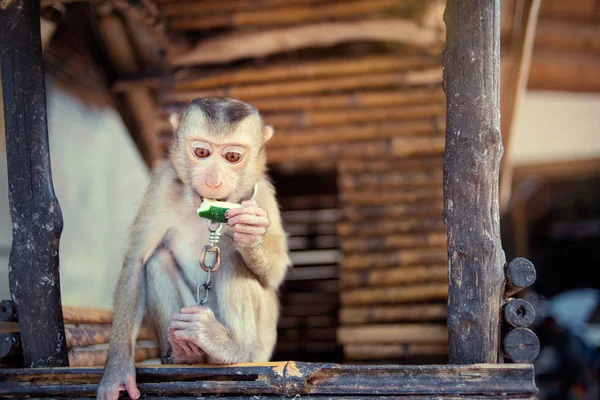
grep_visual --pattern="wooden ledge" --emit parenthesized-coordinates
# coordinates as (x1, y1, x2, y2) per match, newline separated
(0, 362, 537, 398)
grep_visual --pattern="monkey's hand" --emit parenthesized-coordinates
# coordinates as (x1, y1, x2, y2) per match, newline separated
(168, 306, 220, 364)
(226, 200, 269, 248)
(97, 360, 139, 400)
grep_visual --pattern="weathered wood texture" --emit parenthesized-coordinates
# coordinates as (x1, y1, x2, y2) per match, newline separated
(442, 0, 506, 364)
(502, 328, 540, 363)
(61, 306, 114, 325)
(0, 362, 538, 398)
(505, 257, 536, 297)
(0, 0, 69, 367)
(503, 299, 535, 328)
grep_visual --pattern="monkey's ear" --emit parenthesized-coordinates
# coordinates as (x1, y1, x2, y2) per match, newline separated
(169, 113, 181, 132)
(263, 125, 274, 142)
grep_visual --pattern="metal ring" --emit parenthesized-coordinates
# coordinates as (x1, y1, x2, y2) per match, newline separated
(199, 245, 222, 272)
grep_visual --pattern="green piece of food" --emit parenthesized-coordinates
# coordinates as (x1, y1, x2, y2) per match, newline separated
(197, 199, 242, 222)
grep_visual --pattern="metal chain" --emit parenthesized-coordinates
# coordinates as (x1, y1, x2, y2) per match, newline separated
(196, 220, 223, 305)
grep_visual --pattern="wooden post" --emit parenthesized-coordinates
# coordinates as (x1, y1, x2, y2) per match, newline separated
(442, 0, 506, 363)
(0, 0, 69, 366)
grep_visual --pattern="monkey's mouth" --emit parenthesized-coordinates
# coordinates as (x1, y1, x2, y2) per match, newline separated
(191, 189, 228, 208)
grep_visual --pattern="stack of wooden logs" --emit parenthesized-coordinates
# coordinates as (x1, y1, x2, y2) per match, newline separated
(0, 302, 159, 367)
(336, 156, 449, 363)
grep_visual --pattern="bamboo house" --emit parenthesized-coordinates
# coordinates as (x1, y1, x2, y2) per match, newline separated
(1, 0, 598, 397)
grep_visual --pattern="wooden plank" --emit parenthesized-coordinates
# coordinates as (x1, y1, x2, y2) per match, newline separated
(338, 324, 448, 345)
(340, 264, 448, 289)
(340, 232, 445, 253)
(338, 218, 445, 237)
(171, 19, 444, 66)
(341, 248, 447, 270)
(527, 50, 600, 92)
(442, 0, 505, 364)
(340, 283, 448, 306)
(0, 0, 69, 367)
(164, 68, 443, 102)
(169, 56, 440, 91)
(62, 306, 113, 325)
(169, 0, 408, 30)
(534, 18, 600, 53)
(0, 363, 538, 397)
(345, 344, 448, 361)
(340, 304, 447, 325)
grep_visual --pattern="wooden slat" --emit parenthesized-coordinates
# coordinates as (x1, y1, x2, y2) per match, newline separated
(339, 304, 447, 325)
(340, 264, 448, 289)
(62, 306, 114, 325)
(163, 68, 443, 102)
(534, 18, 600, 53)
(342, 205, 443, 223)
(340, 283, 448, 306)
(0, 363, 538, 397)
(171, 19, 444, 66)
(528, 50, 600, 92)
(170, 56, 440, 91)
(338, 324, 448, 345)
(340, 232, 446, 253)
(338, 218, 445, 237)
(345, 344, 448, 361)
(169, 0, 407, 30)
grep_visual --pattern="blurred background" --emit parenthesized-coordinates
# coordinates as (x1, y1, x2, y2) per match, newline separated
(0, 0, 598, 398)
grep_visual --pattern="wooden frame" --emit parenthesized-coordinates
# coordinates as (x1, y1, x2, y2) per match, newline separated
(0, 0, 538, 397)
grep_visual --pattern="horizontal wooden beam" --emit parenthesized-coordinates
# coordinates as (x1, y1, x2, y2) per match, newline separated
(535, 18, 600, 53)
(0, 362, 538, 398)
(169, 0, 408, 30)
(339, 304, 447, 325)
(340, 283, 448, 306)
(171, 19, 444, 66)
(528, 50, 600, 92)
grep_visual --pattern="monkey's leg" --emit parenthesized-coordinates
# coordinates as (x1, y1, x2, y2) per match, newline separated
(169, 305, 257, 364)
(145, 247, 206, 364)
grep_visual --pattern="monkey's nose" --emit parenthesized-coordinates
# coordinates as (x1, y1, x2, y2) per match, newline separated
(205, 178, 222, 188)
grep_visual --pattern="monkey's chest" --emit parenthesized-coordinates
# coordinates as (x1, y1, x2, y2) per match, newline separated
(170, 224, 222, 321)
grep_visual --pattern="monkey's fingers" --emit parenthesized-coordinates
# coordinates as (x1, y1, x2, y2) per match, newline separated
(227, 213, 268, 228)
(226, 203, 266, 218)
(233, 224, 266, 235)
(125, 376, 140, 400)
(234, 232, 263, 248)
(172, 312, 198, 321)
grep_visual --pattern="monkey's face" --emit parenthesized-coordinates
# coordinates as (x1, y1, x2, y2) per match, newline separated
(170, 102, 272, 208)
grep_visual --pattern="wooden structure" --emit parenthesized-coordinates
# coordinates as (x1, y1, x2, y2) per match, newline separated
(1, 0, 541, 397)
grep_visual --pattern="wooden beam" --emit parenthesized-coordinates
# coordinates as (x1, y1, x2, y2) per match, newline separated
(442, 0, 506, 364)
(527, 50, 600, 92)
(171, 19, 444, 66)
(106, 0, 189, 57)
(169, 0, 410, 31)
(534, 18, 600, 53)
(0, 363, 538, 398)
(499, 0, 541, 213)
(0, 0, 69, 367)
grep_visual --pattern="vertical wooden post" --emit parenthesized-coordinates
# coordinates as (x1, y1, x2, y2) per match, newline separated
(0, 0, 69, 366)
(442, 0, 506, 363)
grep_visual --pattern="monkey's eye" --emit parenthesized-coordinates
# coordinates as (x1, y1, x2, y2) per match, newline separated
(194, 147, 211, 159)
(224, 152, 243, 163)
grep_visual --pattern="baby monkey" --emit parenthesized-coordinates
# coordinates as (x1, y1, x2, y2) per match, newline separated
(97, 97, 291, 400)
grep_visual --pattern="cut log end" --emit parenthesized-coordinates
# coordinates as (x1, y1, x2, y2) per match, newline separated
(503, 328, 540, 363)
(0, 300, 17, 323)
(503, 298, 536, 328)
(505, 257, 536, 296)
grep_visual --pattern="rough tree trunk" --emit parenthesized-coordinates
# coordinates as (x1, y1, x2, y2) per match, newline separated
(0, 0, 69, 366)
(442, 0, 506, 364)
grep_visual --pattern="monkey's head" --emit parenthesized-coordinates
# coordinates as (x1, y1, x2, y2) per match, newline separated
(168, 97, 274, 208)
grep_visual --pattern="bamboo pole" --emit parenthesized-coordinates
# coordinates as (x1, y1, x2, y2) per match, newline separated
(340, 283, 448, 306)
(345, 343, 448, 360)
(172, 56, 440, 91)
(340, 264, 448, 288)
(68, 345, 160, 367)
(265, 104, 445, 130)
(339, 169, 442, 191)
(160, 88, 445, 113)
(267, 119, 442, 148)
(339, 188, 443, 207)
(340, 304, 447, 325)
(340, 232, 446, 253)
(265, 137, 445, 165)
(339, 156, 442, 174)
(62, 307, 114, 325)
(337, 324, 448, 344)
(340, 248, 447, 270)
(170, 0, 407, 31)
(171, 19, 444, 66)
(342, 204, 443, 222)
(163, 68, 443, 102)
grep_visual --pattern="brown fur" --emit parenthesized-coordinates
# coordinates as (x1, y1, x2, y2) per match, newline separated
(97, 97, 291, 400)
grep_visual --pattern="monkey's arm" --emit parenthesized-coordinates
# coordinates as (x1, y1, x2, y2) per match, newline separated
(97, 256, 146, 400)
(226, 182, 290, 289)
